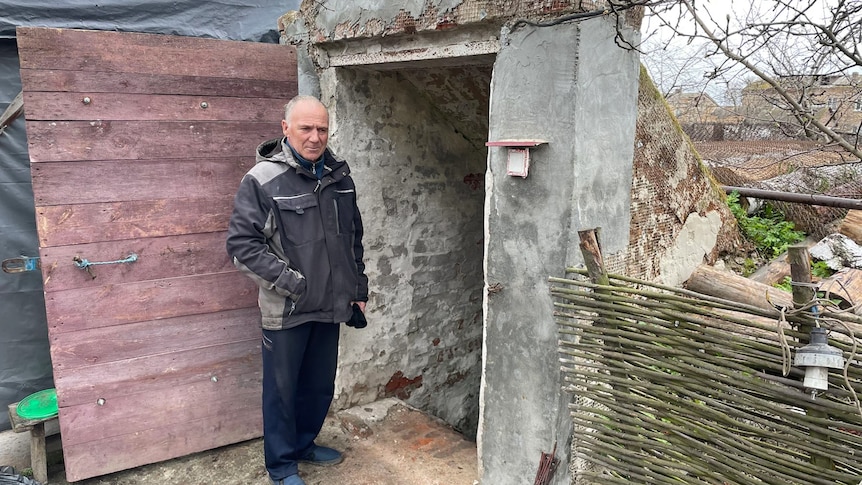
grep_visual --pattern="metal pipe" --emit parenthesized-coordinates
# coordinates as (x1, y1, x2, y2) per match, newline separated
(722, 185, 862, 210)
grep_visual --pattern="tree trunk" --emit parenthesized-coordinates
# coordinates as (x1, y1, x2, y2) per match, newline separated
(683, 264, 793, 311)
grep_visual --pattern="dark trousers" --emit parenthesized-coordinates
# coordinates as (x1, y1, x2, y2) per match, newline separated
(262, 322, 340, 480)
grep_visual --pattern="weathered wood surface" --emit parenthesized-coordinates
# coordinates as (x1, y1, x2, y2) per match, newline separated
(24, 120, 273, 162)
(53, 339, 260, 408)
(17, 27, 297, 481)
(44, 271, 257, 333)
(820, 268, 862, 315)
(839, 209, 862, 245)
(58, 349, 261, 444)
(32, 159, 251, 205)
(50, 308, 260, 369)
(62, 407, 262, 482)
(40, 232, 237, 291)
(20, 69, 296, 97)
(16, 27, 294, 82)
(683, 264, 794, 311)
(578, 229, 609, 286)
(36, 197, 235, 247)
(23, 92, 287, 121)
(788, 245, 816, 310)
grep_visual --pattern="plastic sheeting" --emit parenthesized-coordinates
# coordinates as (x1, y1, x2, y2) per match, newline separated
(0, 39, 53, 432)
(0, 0, 300, 431)
(0, 0, 300, 42)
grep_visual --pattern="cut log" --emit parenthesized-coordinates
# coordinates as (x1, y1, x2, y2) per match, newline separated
(820, 268, 862, 315)
(839, 209, 862, 245)
(748, 236, 819, 286)
(684, 264, 793, 311)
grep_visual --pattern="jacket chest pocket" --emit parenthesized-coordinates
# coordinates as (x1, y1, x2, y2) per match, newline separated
(333, 189, 356, 235)
(274, 193, 322, 246)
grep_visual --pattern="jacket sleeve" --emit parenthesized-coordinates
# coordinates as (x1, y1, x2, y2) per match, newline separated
(226, 173, 306, 300)
(353, 196, 369, 302)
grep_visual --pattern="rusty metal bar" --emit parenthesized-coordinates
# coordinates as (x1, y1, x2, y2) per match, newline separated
(722, 185, 862, 210)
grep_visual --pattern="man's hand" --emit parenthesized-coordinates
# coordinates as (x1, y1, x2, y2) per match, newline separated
(352, 301, 366, 313)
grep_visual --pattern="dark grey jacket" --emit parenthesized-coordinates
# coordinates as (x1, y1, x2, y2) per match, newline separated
(226, 137, 368, 330)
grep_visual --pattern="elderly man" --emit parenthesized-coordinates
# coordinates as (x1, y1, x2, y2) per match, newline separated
(226, 95, 368, 485)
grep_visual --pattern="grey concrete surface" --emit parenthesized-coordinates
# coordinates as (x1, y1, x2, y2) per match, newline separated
(479, 16, 640, 485)
(29, 399, 476, 485)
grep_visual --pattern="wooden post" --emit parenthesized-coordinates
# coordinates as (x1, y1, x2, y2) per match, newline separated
(576, 228, 640, 469)
(7, 402, 51, 485)
(30, 422, 47, 484)
(788, 246, 815, 313)
(788, 245, 833, 470)
(578, 229, 608, 286)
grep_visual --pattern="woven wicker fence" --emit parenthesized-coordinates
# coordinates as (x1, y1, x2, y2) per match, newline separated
(553, 268, 862, 484)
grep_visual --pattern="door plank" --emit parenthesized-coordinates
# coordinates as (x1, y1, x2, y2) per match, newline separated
(16, 27, 295, 82)
(19, 69, 296, 97)
(53, 339, 261, 408)
(59, 369, 261, 447)
(32, 158, 251, 206)
(36, 197, 235, 247)
(40, 232, 239, 292)
(50, 308, 260, 369)
(44, 272, 257, 334)
(61, 409, 262, 482)
(25, 120, 275, 162)
(23, 92, 288, 122)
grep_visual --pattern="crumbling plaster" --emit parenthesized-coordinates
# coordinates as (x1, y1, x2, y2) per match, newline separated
(627, 67, 741, 283)
(287, 0, 591, 43)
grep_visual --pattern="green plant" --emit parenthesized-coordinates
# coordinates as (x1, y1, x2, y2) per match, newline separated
(774, 276, 792, 292)
(727, 191, 805, 258)
(742, 258, 757, 277)
(811, 260, 835, 278)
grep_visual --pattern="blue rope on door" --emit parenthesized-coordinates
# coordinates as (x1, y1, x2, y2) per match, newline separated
(73, 253, 138, 279)
(74, 253, 138, 269)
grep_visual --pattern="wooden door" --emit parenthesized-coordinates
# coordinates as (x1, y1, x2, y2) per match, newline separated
(16, 27, 297, 481)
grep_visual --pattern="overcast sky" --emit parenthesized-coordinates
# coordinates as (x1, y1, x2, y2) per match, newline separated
(641, 1, 849, 103)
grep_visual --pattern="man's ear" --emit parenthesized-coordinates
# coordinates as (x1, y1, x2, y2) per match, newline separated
(281, 119, 290, 137)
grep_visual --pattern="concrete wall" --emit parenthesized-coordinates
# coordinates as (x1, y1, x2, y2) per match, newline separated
(479, 18, 639, 484)
(320, 66, 487, 437)
(281, 2, 740, 484)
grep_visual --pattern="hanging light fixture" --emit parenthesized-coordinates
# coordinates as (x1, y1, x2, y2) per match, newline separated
(793, 327, 845, 394)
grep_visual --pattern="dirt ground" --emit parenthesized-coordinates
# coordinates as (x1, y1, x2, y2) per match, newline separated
(45, 399, 478, 485)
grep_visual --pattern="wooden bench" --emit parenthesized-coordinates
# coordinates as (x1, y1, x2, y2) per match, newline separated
(7, 402, 57, 484)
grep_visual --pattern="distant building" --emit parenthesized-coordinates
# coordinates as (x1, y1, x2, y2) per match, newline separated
(667, 73, 862, 142)
(666, 90, 742, 124)
(740, 73, 862, 139)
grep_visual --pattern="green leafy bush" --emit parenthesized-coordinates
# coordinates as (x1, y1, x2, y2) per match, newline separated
(774, 276, 793, 292)
(811, 260, 835, 278)
(727, 191, 805, 258)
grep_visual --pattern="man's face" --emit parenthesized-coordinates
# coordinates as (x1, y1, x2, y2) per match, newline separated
(282, 101, 329, 161)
